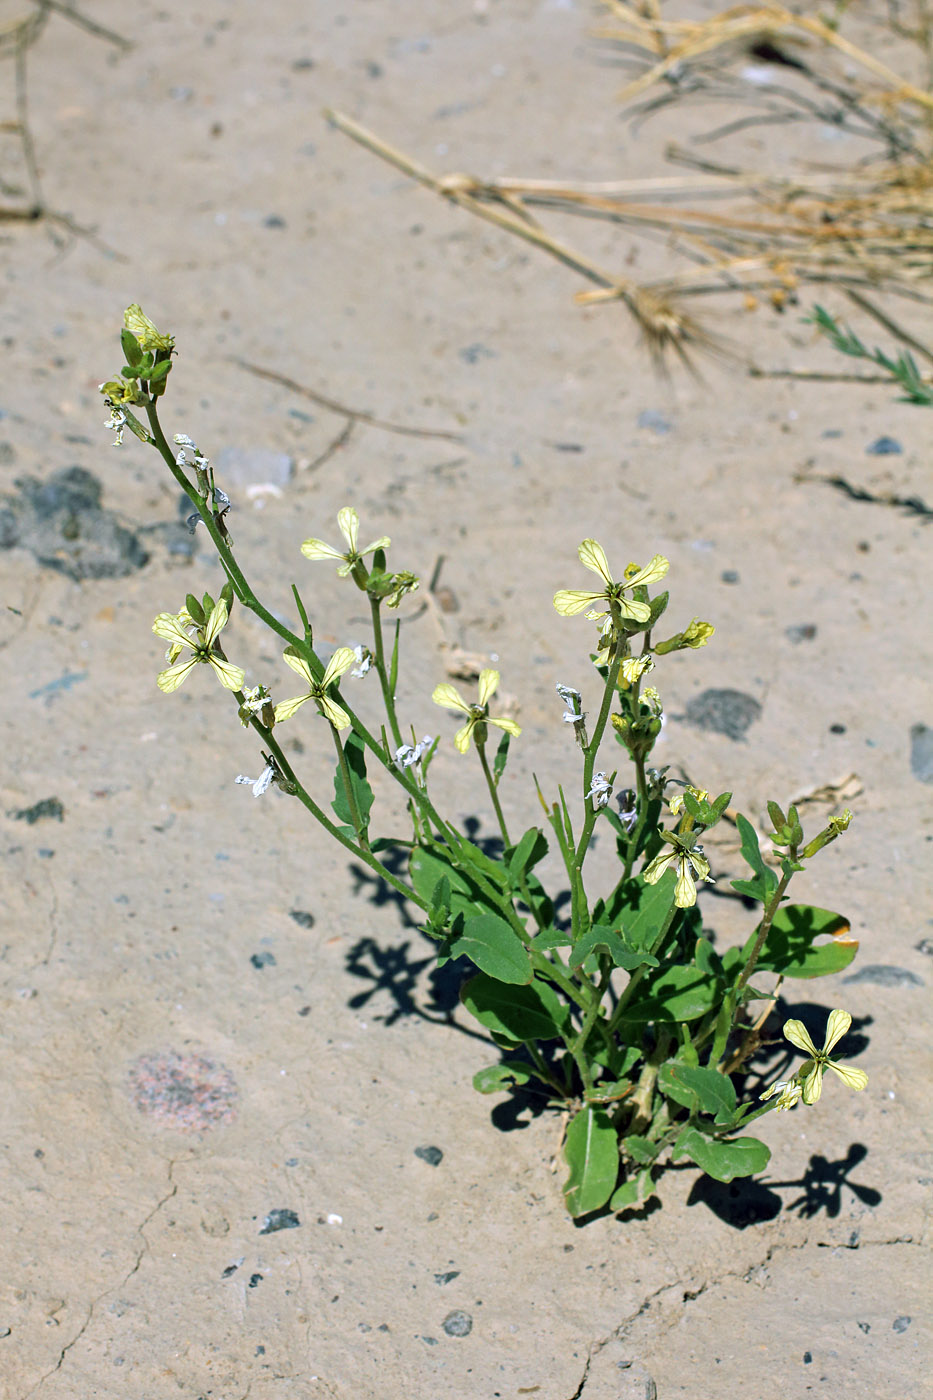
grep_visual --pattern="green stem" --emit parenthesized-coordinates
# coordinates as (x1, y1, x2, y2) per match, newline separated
(369, 595, 404, 749)
(714, 862, 795, 1069)
(476, 741, 511, 848)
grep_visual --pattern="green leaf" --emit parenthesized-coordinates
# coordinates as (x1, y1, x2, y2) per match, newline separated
(461, 973, 570, 1042)
(562, 1106, 619, 1217)
(657, 1061, 736, 1117)
(493, 730, 511, 782)
(730, 813, 779, 903)
(609, 1167, 656, 1210)
(533, 927, 572, 952)
(184, 592, 205, 626)
(673, 1128, 771, 1182)
(120, 328, 143, 366)
(508, 826, 548, 882)
(472, 1061, 532, 1094)
(622, 963, 721, 1022)
(331, 731, 374, 837)
(448, 911, 532, 984)
(622, 1135, 657, 1166)
(694, 937, 722, 978)
(410, 845, 504, 920)
(569, 924, 658, 973)
(748, 903, 858, 979)
(613, 874, 677, 954)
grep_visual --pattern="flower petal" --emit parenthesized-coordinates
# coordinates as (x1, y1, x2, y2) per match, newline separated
(578, 539, 613, 585)
(800, 1060, 823, 1104)
(319, 695, 351, 729)
(827, 1061, 868, 1092)
(626, 554, 670, 588)
(673, 859, 697, 907)
(490, 716, 522, 738)
(300, 537, 345, 563)
(274, 693, 311, 722)
(616, 597, 652, 624)
(477, 669, 500, 708)
(204, 598, 230, 648)
(553, 589, 606, 616)
(432, 682, 471, 715)
(322, 646, 357, 689)
(359, 535, 391, 557)
(208, 655, 245, 691)
(336, 507, 359, 553)
(157, 657, 198, 693)
(282, 647, 315, 684)
(642, 850, 675, 885)
(823, 1008, 852, 1055)
(453, 719, 475, 753)
(152, 613, 194, 648)
(782, 1019, 819, 1058)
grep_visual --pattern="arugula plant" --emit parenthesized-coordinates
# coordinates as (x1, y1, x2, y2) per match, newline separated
(102, 307, 868, 1217)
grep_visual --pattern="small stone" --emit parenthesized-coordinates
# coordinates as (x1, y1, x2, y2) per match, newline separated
(803, 1351, 812, 1364)
(720, 569, 740, 584)
(909, 724, 933, 783)
(892, 1316, 911, 1333)
(458, 343, 495, 365)
(829, 723, 847, 734)
(866, 435, 902, 455)
(857, 1321, 870, 1334)
(683, 689, 761, 741)
(248, 1273, 263, 1288)
(434, 1271, 460, 1285)
(442, 1310, 473, 1337)
(637, 409, 673, 434)
(10, 797, 64, 825)
(259, 1208, 300, 1234)
(0, 1327, 10, 1338)
(415, 1145, 443, 1166)
(264, 215, 286, 229)
(250, 951, 277, 969)
(843, 964, 923, 987)
(290, 910, 315, 928)
(785, 623, 817, 644)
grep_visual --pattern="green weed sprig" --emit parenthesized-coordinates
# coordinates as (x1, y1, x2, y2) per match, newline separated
(102, 307, 869, 1216)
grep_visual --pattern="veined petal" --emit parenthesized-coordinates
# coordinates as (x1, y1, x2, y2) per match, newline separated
(208, 655, 245, 691)
(673, 859, 698, 908)
(204, 599, 230, 648)
(477, 669, 500, 708)
(359, 535, 391, 557)
(553, 589, 606, 616)
(828, 1061, 868, 1092)
(157, 656, 198, 693)
(432, 682, 471, 715)
(783, 1019, 819, 1058)
(800, 1060, 824, 1105)
(642, 849, 675, 885)
(823, 1008, 852, 1054)
(687, 849, 711, 883)
(490, 716, 522, 738)
(322, 646, 357, 689)
(300, 537, 345, 563)
(282, 647, 315, 684)
(336, 507, 359, 552)
(626, 554, 670, 588)
(616, 597, 652, 624)
(578, 539, 614, 585)
(453, 718, 475, 753)
(274, 693, 311, 722)
(319, 695, 351, 729)
(152, 613, 195, 648)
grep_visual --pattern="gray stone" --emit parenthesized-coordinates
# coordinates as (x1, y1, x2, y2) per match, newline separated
(909, 724, 933, 783)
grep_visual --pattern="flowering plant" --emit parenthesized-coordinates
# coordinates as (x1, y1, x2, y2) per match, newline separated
(102, 308, 869, 1216)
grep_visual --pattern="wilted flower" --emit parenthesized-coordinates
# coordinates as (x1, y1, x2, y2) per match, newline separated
(350, 644, 373, 679)
(235, 765, 276, 797)
(300, 507, 390, 577)
(432, 669, 521, 754)
(273, 646, 356, 728)
(585, 772, 613, 810)
(395, 735, 434, 768)
(152, 600, 244, 694)
(617, 789, 638, 832)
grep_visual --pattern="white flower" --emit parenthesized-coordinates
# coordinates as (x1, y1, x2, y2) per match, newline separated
(556, 682, 585, 724)
(235, 765, 275, 797)
(759, 1078, 803, 1112)
(300, 507, 390, 577)
(104, 404, 127, 447)
(350, 644, 373, 679)
(395, 735, 434, 768)
(585, 772, 613, 810)
(617, 789, 638, 832)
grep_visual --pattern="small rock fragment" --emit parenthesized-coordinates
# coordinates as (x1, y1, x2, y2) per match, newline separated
(442, 1310, 473, 1337)
(843, 964, 923, 986)
(683, 689, 762, 741)
(866, 435, 902, 455)
(415, 1145, 443, 1166)
(909, 724, 933, 783)
(259, 1208, 300, 1234)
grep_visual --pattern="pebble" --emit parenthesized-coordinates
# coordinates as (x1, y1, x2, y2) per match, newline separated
(250, 951, 277, 969)
(785, 623, 817, 643)
(259, 1208, 300, 1234)
(10, 798, 63, 824)
(415, 1145, 443, 1166)
(442, 1310, 473, 1337)
(843, 964, 924, 987)
(865, 435, 902, 455)
(289, 910, 315, 928)
(458, 343, 496, 365)
(909, 723, 933, 783)
(892, 1316, 911, 1333)
(683, 689, 762, 741)
(434, 1270, 460, 1285)
(637, 409, 673, 434)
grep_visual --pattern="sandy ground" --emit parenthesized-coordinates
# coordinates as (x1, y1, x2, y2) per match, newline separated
(1, 2, 931, 1397)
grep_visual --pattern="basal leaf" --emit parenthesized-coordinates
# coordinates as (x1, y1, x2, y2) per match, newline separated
(673, 1127, 771, 1182)
(448, 911, 532, 984)
(657, 1060, 736, 1117)
(461, 973, 570, 1042)
(472, 1061, 532, 1094)
(748, 903, 858, 979)
(562, 1106, 619, 1217)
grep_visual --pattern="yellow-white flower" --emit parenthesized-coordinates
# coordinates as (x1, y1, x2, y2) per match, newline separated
(300, 507, 390, 577)
(759, 1078, 803, 1113)
(642, 830, 713, 908)
(432, 669, 522, 754)
(620, 654, 655, 685)
(152, 601, 244, 693)
(780, 1009, 869, 1105)
(273, 646, 356, 728)
(554, 541, 669, 626)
